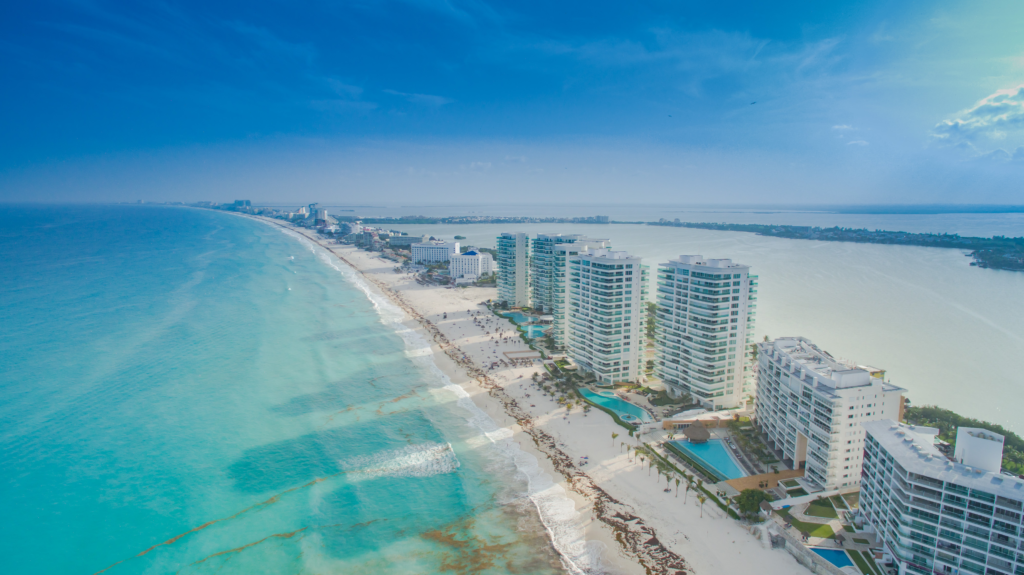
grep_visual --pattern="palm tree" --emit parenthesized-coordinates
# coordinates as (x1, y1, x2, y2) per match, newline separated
(675, 477, 681, 497)
(620, 441, 627, 453)
(697, 494, 708, 518)
(611, 432, 619, 447)
(684, 480, 694, 504)
(639, 455, 645, 470)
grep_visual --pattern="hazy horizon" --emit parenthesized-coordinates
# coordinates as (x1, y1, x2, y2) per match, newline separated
(2, 1, 1023, 204)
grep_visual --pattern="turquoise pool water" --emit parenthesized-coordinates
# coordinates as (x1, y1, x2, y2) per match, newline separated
(524, 325, 548, 338)
(502, 311, 535, 324)
(811, 548, 854, 568)
(578, 389, 652, 423)
(669, 439, 748, 480)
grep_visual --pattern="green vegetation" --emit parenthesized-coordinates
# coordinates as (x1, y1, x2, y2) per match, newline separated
(805, 498, 839, 519)
(728, 420, 777, 465)
(735, 489, 771, 517)
(776, 508, 836, 539)
(647, 221, 1024, 272)
(843, 525, 856, 533)
(787, 487, 808, 497)
(848, 549, 879, 575)
(781, 479, 801, 488)
(861, 550, 884, 575)
(646, 302, 657, 338)
(853, 538, 871, 545)
(645, 445, 740, 519)
(829, 495, 849, 510)
(904, 405, 1024, 474)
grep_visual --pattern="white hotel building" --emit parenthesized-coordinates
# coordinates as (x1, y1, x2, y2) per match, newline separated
(497, 232, 529, 307)
(448, 250, 494, 279)
(566, 248, 648, 384)
(861, 421, 1024, 575)
(755, 337, 905, 491)
(411, 241, 459, 264)
(653, 256, 757, 409)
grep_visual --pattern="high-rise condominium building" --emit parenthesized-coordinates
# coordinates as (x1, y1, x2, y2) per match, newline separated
(861, 421, 1023, 575)
(653, 256, 757, 409)
(531, 234, 609, 314)
(566, 248, 648, 384)
(497, 232, 530, 307)
(755, 337, 905, 490)
(549, 238, 611, 348)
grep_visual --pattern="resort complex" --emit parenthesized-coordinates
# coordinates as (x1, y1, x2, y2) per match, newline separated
(273, 211, 1023, 575)
(755, 337, 906, 490)
(861, 421, 1024, 575)
(653, 256, 758, 409)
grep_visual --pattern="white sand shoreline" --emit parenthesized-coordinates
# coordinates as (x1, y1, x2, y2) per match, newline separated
(245, 214, 811, 575)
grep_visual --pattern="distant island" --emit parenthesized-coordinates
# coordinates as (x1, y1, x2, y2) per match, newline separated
(648, 220, 1024, 272)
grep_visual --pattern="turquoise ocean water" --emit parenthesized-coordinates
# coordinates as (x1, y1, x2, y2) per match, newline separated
(0, 206, 589, 574)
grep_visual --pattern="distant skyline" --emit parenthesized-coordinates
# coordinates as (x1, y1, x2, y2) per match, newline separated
(2, 0, 1023, 204)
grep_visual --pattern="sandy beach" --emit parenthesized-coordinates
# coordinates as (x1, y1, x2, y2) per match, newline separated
(254, 216, 812, 575)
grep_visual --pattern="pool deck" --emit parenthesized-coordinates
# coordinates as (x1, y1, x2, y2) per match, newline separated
(724, 469, 804, 492)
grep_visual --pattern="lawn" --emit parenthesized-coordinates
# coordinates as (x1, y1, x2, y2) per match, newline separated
(830, 495, 849, 510)
(843, 525, 856, 533)
(805, 498, 839, 519)
(853, 538, 871, 545)
(782, 479, 801, 488)
(777, 508, 836, 539)
(848, 549, 881, 575)
(787, 487, 809, 497)
(843, 492, 860, 509)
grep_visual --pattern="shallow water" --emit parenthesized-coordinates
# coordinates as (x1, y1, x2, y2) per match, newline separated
(0, 206, 592, 574)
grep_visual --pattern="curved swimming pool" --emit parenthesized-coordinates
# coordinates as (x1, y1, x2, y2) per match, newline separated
(579, 388, 653, 423)
(669, 439, 748, 480)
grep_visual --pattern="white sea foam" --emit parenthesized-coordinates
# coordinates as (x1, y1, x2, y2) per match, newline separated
(343, 442, 460, 478)
(271, 225, 604, 575)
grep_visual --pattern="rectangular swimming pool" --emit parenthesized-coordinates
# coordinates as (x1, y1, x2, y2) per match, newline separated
(810, 548, 853, 569)
(578, 389, 653, 423)
(669, 439, 748, 480)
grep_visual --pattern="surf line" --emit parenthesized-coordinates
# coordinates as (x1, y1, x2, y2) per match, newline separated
(251, 217, 689, 575)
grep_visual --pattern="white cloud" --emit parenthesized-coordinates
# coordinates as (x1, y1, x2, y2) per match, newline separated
(832, 124, 855, 130)
(383, 89, 454, 106)
(932, 85, 1024, 155)
(847, 140, 868, 146)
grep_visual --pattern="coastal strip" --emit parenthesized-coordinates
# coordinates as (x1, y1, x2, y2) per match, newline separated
(250, 214, 689, 575)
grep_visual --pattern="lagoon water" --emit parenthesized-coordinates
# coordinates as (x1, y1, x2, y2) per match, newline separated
(0, 206, 580, 574)
(398, 222, 1024, 434)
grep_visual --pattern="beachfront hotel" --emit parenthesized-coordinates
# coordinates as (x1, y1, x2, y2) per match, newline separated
(565, 248, 648, 384)
(448, 249, 495, 279)
(497, 232, 530, 307)
(653, 256, 757, 409)
(412, 241, 459, 264)
(860, 420, 1024, 575)
(755, 337, 905, 491)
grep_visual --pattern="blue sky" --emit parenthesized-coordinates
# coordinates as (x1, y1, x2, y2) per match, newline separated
(1, 0, 1022, 204)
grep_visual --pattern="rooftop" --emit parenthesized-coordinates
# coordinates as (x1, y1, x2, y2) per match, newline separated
(864, 420, 1024, 499)
(665, 255, 750, 269)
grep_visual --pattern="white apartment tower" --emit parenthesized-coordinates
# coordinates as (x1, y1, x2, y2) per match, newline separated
(497, 233, 530, 307)
(448, 250, 494, 279)
(566, 248, 648, 384)
(755, 337, 906, 490)
(654, 256, 757, 409)
(861, 421, 1023, 575)
(549, 238, 611, 348)
(531, 234, 609, 314)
